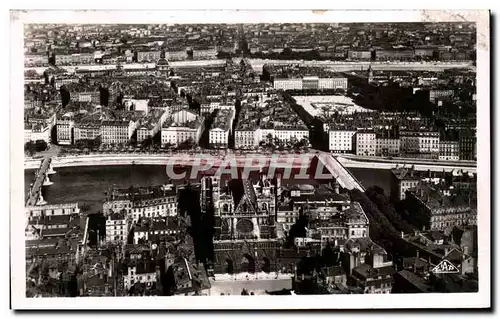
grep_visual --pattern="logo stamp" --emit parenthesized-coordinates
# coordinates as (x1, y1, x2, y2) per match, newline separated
(432, 259, 460, 274)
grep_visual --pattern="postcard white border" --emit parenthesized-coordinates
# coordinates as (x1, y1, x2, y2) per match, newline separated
(10, 9, 490, 310)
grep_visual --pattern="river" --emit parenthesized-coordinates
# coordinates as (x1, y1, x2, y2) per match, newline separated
(24, 165, 171, 213)
(24, 165, 392, 213)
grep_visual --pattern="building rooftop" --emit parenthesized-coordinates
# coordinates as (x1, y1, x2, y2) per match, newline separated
(26, 238, 78, 258)
(210, 108, 234, 131)
(173, 258, 211, 295)
(162, 116, 204, 130)
(391, 167, 421, 181)
(101, 119, 131, 127)
(409, 181, 477, 212)
(344, 237, 387, 256)
(396, 270, 433, 292)
(108, 211, 126, 221)
(353, 263, 395, 279)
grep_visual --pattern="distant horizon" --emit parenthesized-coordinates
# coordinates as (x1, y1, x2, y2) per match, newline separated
(25, 22, 477, 27)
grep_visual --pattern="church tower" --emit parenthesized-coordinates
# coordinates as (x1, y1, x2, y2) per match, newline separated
(157, 49, 170, 75)
(201, 175, 220, 215)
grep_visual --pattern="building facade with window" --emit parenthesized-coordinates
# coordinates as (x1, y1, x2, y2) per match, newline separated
(137, 51, 162, 63)
(73, 121, 101, 142)
(103, 185, 178, 223)
(234, 128, 259, 149)
(123, 262, 158, 291)
(100, 120, 136, 145)
(439, 140, 460, 161)
(400, 130, 440, 159)
(105, 211, 129, 244)
(26, 203, 80, 220)
(355, 131, 376, 156)
(56, 117, 74, 145)
(375, 137, 401, 157)
(161, 118, 204, 147)
(329, 130, 356, 153)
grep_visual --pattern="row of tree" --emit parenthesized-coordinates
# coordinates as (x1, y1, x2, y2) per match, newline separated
(259, 134, 310, 152)
(364, 186, 415, 234)
(24, 140, 48, 156)
(73, 137, 102, 150)
(349, 188, 409, 256)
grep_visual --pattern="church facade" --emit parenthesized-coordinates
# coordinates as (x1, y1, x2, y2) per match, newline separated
(201, 174, 281, 274)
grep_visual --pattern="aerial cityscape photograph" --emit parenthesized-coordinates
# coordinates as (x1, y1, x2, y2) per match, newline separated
(20, 19, 480, 302)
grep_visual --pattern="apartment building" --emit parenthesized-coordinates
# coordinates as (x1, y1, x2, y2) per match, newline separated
(137, 50, 162, 62)
(73, 121, 101, 141)
(130, 191, 178, 223)
(375, 137, 401, 157)
(26, 203, 80, 220)
(136, 110, 169, 143)
(55, 53, 94, 65)
(105, 211, 129, 244)
(133, 218, 179, 244)
(273, 77, 347, 91)
(193, 48, 217, 60)
(103, 185, 178, 223)
(439, 141, 460, 161)
(274, 127, 309, 143)
(276, 204, 301, 238)
(166, 50, 188, 61)
(234, 127, 259, 149)
(70, 91, 100, 104)
(25, 122, 51, 143)
(123, 262, 158, 291)
(100, 120, 136, 145)
(273, 78, 303, 90)
(458, 131, 476, 161)
(376, 48, 415, 61)
(400, 130, 440, 158)
(348, 50, 372, 60)
(406, 182, 477, 231)
(355, 131, 376, 156)
(56, 117, 74, 145)
(161, 119, 204, 147)
(390, 167, 421, 201)
(209, 109, 235, 149)
(329, 130, 356, 153)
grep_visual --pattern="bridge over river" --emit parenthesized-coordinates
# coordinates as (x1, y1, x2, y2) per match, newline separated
(25, 156, 56, 206)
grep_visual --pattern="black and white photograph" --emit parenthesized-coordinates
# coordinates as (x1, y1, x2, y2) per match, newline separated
(9, 9, 491, 310)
